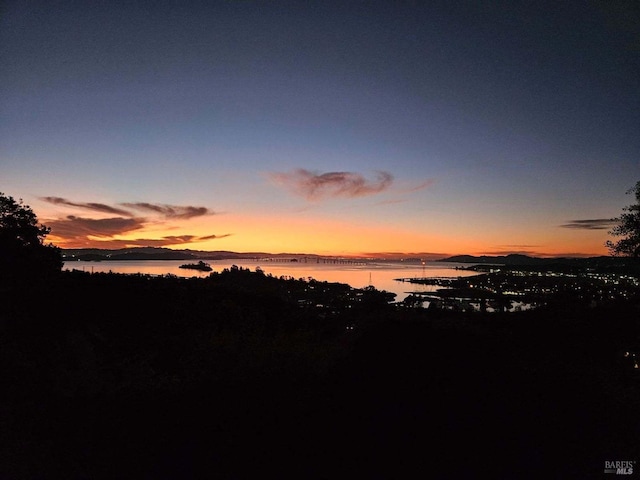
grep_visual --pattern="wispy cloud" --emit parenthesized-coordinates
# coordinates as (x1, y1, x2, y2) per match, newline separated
(270, 169, 394, 201)
(372, 178, 436, 206)
(42, 196, 224, 248)
(47, 216, 146, 239)
(559, 219, 616, 230)
(199, 233, 232, 241)
(400, 179, 435, 193)
(480, 250, 542, 256)
(124, 234, 231, 246)
(121, 203, 211, 219)
(373, 198, 409, 206)
(478, 245, 542, 256)
(42, 197, 212, 220)
(41, 197, 134, 216)
(63, 234, 232, 249)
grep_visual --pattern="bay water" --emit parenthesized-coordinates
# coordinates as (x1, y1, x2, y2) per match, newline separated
(63, 259, 480, 302)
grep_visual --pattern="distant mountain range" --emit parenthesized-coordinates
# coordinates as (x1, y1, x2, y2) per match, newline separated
(440, 254, 562, 265)
(61, 248, 637, 270)
(61, 247, 323, 262)
(439, 253, 636, 268)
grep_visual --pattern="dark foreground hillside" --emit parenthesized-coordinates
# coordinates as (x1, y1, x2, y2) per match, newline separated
(1, 268, 639, 479)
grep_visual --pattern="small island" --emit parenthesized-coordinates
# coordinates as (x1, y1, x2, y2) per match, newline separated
(179, 260, 213, 271)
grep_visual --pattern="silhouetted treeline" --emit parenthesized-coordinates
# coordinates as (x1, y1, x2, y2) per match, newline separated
(2, 267, 640, 479)
(442, 253, 640, 271)
(2, 266, 393, 395)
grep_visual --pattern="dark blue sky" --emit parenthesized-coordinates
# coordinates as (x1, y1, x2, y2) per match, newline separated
(2, 0, 639, 255)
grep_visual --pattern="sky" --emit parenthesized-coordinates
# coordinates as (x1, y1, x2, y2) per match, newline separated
(1, 0, 639, 258)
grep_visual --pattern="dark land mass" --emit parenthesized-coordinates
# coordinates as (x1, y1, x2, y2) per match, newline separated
(62, 247, 323, 262)
(179, 261, 213, 272)
(442, 253, 634, 267)
(2, 267, 640, 479)
(441, 253, 552, 265)
(442, 253, 640, 275)
(400, 257, 640, 312)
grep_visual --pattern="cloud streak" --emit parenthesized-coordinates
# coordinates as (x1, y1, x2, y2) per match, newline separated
(42, 196, 225, 248)
(121, 203, 211, 219)
(42, 197, 134, 216)
(47, 216, 146, 239)
(42, 197, 212, 219)
(59, 234, 232, 249)
(199, 233, 232, 241)
(559, 219, 616, 230)
(400, 179, 435, 193)
(480, 250, 543, 256)
(118, 234, 232, 247)
(270, 169, 394, 201)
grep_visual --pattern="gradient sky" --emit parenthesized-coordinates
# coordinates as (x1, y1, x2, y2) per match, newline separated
(2, 0, 639, 257)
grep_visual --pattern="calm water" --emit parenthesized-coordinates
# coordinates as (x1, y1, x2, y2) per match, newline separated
(63, 259, 480, 302)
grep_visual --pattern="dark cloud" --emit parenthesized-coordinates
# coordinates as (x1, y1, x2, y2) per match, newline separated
(559, 219, 616, 230)
(43, 196, 219, 248)
(480, 245, 541, 255)
(41, 197, 133, 216)
(117, 234, 229, 247)
(160, 235, 198, 243)
(54, 234, 231, 249)
(122, 235, 229, 246)
(122, 203, 210, 219)
(199, 233, 232, 240)
(48, 215, 231, 248)
(89, 238, 184, 249)
(42, 197, 211, 220)
(78, 238, 176, 249)
(479, 250, 542, 256)
(48, 216, 146, 239)
(270, 169, 393, 200)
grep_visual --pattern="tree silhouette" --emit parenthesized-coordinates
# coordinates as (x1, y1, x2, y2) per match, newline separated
(0, 192, 62, 284)
(606, 181, 640, 258)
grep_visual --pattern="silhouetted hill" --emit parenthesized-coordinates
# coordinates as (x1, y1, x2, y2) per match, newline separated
(62, 247, 322, 261)
(440, 253, 640, 271)
(441, 254, 545, 265)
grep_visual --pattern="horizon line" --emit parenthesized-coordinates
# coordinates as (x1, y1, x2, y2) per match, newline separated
(59, 246, 611, 260)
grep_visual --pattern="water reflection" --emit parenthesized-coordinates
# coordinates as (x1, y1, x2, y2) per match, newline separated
(63, 259, 479, 302)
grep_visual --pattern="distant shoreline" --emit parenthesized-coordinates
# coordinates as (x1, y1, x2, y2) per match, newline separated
(61, 247, 440, 263)
(61, 247, 634, 266)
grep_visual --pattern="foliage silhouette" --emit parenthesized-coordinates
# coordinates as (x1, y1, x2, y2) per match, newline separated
(1, 263, 639, 479)
(0, 192, 62, 285)
(607, 180, 640, 257)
